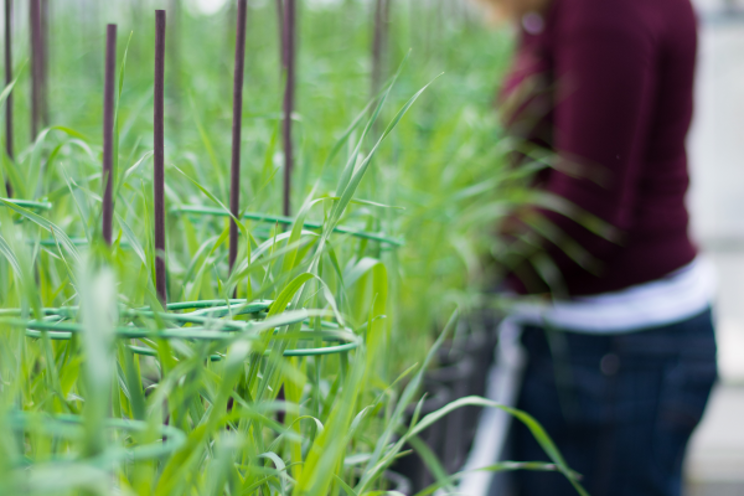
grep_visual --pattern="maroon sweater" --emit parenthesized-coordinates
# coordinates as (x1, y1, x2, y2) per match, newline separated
(502, 0, 699, 296)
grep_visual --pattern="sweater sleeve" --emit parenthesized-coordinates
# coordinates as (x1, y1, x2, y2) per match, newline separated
(525, 1, 657, 288)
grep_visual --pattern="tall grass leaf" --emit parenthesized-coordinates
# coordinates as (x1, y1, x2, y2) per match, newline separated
(280, 195, 325, 275)
(115, 213, 147, 265)
(0, 234, 23, 278)
(79, 262, 118, 458)
(321, 99, 375, 175)
(334, 475, 359, 496)
(529, 191, 622, 243)
(335, 52, 410, 196)
(118, 343, 146, 421)
(0, 199, 80, 264)
(293, 346, 366, 496)
(356, 310, 458, 494)
(266, 272, 315, 318)
(112, 31, 134, 204)
(27, 127, 94, 198)
(188, 95, 225, 195)
(59, 165, 93, 243)
(412, 461, 579, 496)
(116, 150, 154, 200)
(173, 164, 251, 258)
(406, 435, 451, 491)
(405, 396, 588, 496)
(1, 148, 26, 198)
(330, 75, 441, 233)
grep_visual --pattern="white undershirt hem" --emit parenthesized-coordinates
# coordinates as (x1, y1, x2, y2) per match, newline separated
(510, 256, 717, 334)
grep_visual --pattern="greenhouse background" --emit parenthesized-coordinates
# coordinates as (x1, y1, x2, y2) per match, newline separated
(0, 0, 742, 494)
(684, 0, 744, 494)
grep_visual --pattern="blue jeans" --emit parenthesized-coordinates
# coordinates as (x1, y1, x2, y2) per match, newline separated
(512, 309, 717, 496)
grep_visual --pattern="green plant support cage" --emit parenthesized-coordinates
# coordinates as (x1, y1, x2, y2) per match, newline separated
(5, 411, 188, 466)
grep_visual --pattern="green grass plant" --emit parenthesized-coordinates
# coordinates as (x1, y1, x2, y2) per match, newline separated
(0, 1, 587, 495)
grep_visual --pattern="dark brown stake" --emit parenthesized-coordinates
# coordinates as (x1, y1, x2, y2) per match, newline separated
(282, 0, 295, 217)
(279, 0, 296, 418)
(29, 0, 42, 139)
(40, 0, 49, 125)
(102, 24, 116, 245)
(154, 10, 167, 304)
(229, 0, 248, 273)
(4, 0, 13, 197)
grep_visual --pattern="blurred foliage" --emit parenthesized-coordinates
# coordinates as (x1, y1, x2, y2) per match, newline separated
(0, 1, 586, 495)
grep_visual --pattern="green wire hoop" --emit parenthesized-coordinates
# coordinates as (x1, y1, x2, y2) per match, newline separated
(0, 197, 367, 357)
(14, 299, 360, 359)
(173, 205, 404, 247)
(31, 206, 403, 249)
(6, 411, 186, 465)
(0, 198, 53, 210)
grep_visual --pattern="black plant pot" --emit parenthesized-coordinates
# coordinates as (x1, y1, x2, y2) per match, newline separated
(462, 331, 492, 391)
(425, 351, 475, 473)
(460, 310, 501, 372)
(431, 311, 502, 463)
(441, 314, 499, 384)
(382, 470, 413, 495)
(391, 385, 452, 492)
(460, 312, 502, 448)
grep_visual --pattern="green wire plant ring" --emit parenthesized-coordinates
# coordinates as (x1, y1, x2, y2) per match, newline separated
(12, 299, 361, 359)
(172, 205, 404, 247)
(29, 205, 402, 248)
(36, 237, 132, 248)
(5, 411, 186, 466)
(0, 198, 53, 210)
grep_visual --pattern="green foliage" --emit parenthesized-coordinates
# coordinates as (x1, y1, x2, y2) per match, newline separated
(0, 1, 586, 495)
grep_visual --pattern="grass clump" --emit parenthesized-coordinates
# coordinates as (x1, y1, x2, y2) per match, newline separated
(0, 2, 587, 495)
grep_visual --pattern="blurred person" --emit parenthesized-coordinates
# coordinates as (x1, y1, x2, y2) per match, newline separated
(490, 0, 719, 495)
